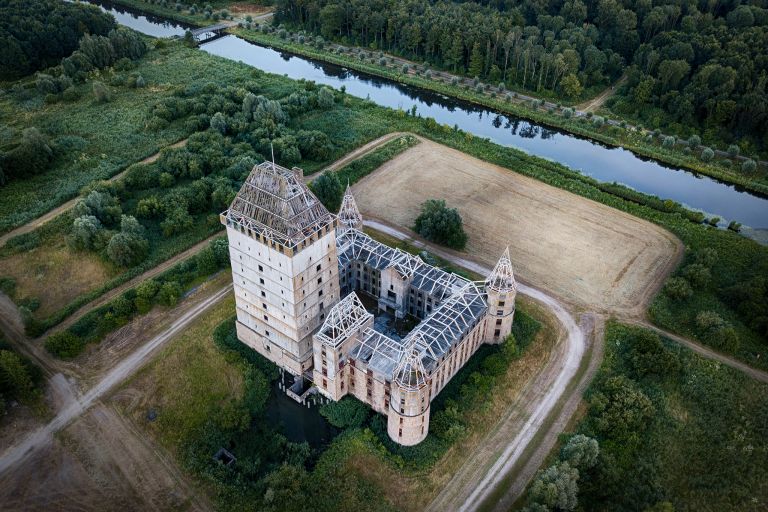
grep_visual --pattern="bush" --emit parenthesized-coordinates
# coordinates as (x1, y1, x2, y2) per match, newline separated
(727, 144, 740, 158)
(92, 81, 111, 103)
(700, 147, 714, 162)
(319, 397, 369, 428)
(688, 134, 701, 147)
(560, 435, 599, 470)
(741, 159, 757, 173)
(413, 199, 468, 249)
(664, 277, 693, 300)
(157, 281, 183, 306)
(45, 331, 85, 358)
(662, 135, 675, 148)
(311, 172, 343, 211)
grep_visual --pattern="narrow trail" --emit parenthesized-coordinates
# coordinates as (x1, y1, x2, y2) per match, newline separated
(625, 318, 768, 384)
(0, 284, 232, 474)
(576, 75, 627, 113)
(48, 232, 222, 336)
(0, 139, 188, 248)
(304, 132, 407, 184)
(362, 219, 589, 512)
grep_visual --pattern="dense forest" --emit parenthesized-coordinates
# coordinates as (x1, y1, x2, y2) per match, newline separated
(0, 0, 115, 79)
(274, 0, 768, 152)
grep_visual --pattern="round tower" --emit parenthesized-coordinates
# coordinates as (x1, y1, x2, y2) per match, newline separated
(387, 346, 430, 446)
(484, 247, 517, 343)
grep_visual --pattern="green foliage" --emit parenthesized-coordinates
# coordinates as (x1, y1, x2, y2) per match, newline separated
(44, 331, 86, 359)
(571, 322, 768, 511)
(560, 434, 599, 471)
(0, 349, 42, 405)
(311, 172, 343, 212)
(334, 135, 419, 185)
(413, 199, 468, 250)
(319, 396, 370, 428)
(0, 0, 115, 79)
(528, 461, 579, 511)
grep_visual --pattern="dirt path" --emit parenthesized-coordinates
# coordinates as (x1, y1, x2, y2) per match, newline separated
(0, 283, 231, 474)
(304, 132, 407, 184)
(48, 232, 221, 336)
(363, 220, 589, 512)
(576, 75, 626, 113)
(0, 139, 188, 249)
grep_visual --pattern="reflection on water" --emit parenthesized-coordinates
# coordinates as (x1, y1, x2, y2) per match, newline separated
(82, 0, 768, 231)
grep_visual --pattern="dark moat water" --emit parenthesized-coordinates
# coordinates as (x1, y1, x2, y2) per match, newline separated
(80, 0, 768, 236)
(264, 374, 337, 447)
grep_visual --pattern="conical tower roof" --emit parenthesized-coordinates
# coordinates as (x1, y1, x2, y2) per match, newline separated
(337, 182, 363, 232)
(486, 247, 517, 293)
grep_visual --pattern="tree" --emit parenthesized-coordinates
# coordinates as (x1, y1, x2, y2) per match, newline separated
(664, 277, 693, 300)
(157, 281, 183, 307)
(414, 199, 468, 249)
(700, 147, 714, 162)
(134, 279, 160, 313)
(589, 375, 654, 443)
(70, 215, 103, 250)
(210, 112, 227, 134)
(528, 461, 579, 511)
(727, 144, 740, 158)
(626, 329, 679, 378)
(107, 232, 148, 267)
(73, 190, 122, 226)
(4, 127, 53, 179)
(561, 74, 582, 98)
(560, 435, 599, 470)
(312, 172, 343, 211)
(44, 331, 84, 359)
(0, 350, 36, 403)
(741, 159, 756, 173)
(317, 87, 335, 109)
(681, 263, 710, 289)
(468, 42, 484, 78)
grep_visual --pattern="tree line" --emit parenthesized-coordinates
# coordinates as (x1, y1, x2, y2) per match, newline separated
(274, 0, 768, 153)
(0, 0, 115, 79)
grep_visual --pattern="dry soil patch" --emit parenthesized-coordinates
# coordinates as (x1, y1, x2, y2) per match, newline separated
(353, 139, 681, 315)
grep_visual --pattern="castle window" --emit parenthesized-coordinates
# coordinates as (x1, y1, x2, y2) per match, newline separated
(400, 417, 403, 425)
(323, 379, 327, 388)
(317, 277, 323, 284)
(398, 428, 402, 437)
(316, 264, 321, 272)
(498, 300, 505, 307)
(494, 329, 500, 337)
(496, 319, 502, 325)
(497, 310, 503, 315)
(264, 315, 269, 321)
(262, 303, 267, 309)
(319, 290, 324, 297)
(258, 265, 263, 272)
(261, 291, 266, 297)
(259, 278, 264, 285)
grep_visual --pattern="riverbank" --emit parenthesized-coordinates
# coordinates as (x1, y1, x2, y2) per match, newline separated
(99, 0, 767, 196)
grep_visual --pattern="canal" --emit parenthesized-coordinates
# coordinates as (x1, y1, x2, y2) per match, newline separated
(81, 0, 768, 238)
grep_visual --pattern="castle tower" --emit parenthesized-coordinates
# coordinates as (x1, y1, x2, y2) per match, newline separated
(387, 339, 431, 446)
(484, 247, 517, 343)
(337, 183, 364, 234)
(221, 161, 341, 376)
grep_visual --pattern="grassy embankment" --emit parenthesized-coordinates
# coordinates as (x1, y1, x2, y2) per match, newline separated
(516, 322, 768, 511)
(115, 284, 547, 511)
(105, 0, 768, 195)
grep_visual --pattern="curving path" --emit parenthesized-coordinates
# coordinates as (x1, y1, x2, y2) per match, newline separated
(363, 219, 591, 512)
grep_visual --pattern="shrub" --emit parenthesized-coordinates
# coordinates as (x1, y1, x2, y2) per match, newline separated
(311, 172, 343, 211)
(664, 277, 693, 300)
(92, 81, 111, 103)
(688, 134, 701, 147)
(156, 281, 183, 306)
(45, 331, 85, 359)
(414, 199, 468, 250)
(560, 435, 599, 470)
(401, 64, 409, 74)
(662, 135, 675, 148)
(319, 397, 369, 428)
(700, 147, 714, 162)
(741, 159, 757, 173)
(727, 144, 740, 158)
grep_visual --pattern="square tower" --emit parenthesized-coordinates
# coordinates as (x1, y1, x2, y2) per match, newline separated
(221, 161, 340, 376)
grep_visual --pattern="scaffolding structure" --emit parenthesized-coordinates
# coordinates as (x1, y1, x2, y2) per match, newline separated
(337, 183, 364, 233)
(486, 246, 517, 294)
(315, 292, 372, 348)
(223, 161, 335, 249)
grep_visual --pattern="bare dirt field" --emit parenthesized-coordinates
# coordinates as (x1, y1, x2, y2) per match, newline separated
(353, 138, 682, 315)
(0, 242, 113, 318)
(0, 403, 206, 512)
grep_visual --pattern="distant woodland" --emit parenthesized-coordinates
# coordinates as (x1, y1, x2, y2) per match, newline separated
(0, 0, 115, 79)
(275, 0, 768, 152)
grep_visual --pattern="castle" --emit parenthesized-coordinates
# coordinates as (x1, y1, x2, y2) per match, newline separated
(221, 161, 516, 445)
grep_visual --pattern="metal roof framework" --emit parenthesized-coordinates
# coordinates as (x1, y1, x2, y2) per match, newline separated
(350, 328, 405, 379)
(486, 246, 517, 294)
(337, 184, 364, 233)
(224, 161, 335, 249)
(315, 292, 372, 348)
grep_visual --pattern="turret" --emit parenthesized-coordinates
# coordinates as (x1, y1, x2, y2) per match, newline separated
(484, 247, 517, 343)
(387, 341, 430, 445)
(337, 182, 364, 234)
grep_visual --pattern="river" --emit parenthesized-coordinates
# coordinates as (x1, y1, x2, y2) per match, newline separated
(81, 0, 768, 238)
